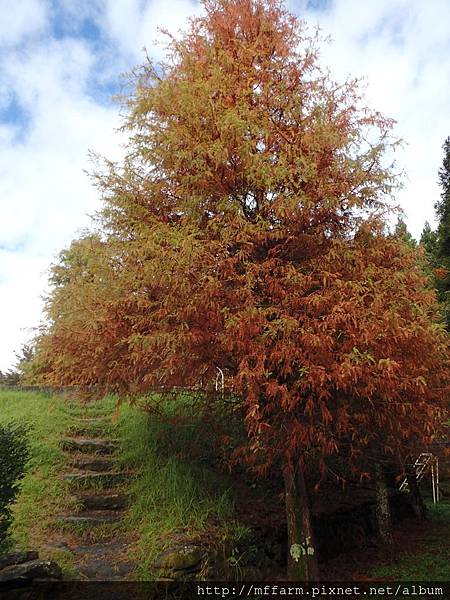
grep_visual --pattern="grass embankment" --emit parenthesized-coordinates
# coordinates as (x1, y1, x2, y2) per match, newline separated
(369, 499, 450, 581)
(0, 388, 72, 568)
(116, 395, 241, 579)
(0, 390, 240, 579)
(2, 388, 448, 581)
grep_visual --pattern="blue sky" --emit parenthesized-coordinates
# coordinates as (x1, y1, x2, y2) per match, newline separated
(1, 0, 450, 371)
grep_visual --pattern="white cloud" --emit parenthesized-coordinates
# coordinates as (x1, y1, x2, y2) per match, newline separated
(102, 0, 201, 61)
(0, 0, 49, 47)
(0, 35, 125, 370)
(0, 250, 48, 371)
(0, 37, 124, 250)
(1, 0, 450, 370)
(297, 0, 450, 235)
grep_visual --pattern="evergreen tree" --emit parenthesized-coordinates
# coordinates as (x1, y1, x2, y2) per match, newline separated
(436, 137, 450, 258)
(417, 138, 450, 328)
(420, 221, 439, 260)
(419, 221, 439, 278)
(393, 216, 417, 249)
(435, 137, 450, 328)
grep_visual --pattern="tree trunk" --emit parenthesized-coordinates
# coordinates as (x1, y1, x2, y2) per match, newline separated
(283, 456, 319, 581)
(406, 473, 427, 520)
(374, 463, 394, 550)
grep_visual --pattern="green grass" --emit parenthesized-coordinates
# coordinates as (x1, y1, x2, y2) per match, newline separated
(0, 390, 243, 580)
(3, 388, 448, 584)
(0, 389, 72, 561)
(115, 397, 240, 579)
(369, 499, 450, 582)
(0, 391, 127, 574)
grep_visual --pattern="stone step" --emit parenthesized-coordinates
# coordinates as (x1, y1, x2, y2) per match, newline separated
(0, 551, 39, 570)
(70, 541, 135, 581)
(61, 438, 119, 455)
(73, 491, 128, 511)
(0, 559, 62, 582)
(63, 471, 128, 489)
(66, 424, 111, 437)
(56, 511, 123, 526)
(71, 416, 110, 422)
(71, 457, 114, 472)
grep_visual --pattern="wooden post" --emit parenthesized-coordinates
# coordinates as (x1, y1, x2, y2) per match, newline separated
(431, 463, 436, 504)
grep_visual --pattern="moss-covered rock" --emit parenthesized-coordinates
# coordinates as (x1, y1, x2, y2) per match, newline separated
(153, 545, 204, 580)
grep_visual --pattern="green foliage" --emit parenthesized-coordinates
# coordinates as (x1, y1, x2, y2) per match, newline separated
(370, 500, 450, 581)
(435, 137, 450, 328)
(0, 422, 29, 554)
(393, 216, 417, 249)
(420, 221, 439, 270)
(0, 369, 20, 387)
(436, 137, 450, 255)
(0, 390, 72, 559)
(116, 397, 237, 579)
(419, 137, 450, 329)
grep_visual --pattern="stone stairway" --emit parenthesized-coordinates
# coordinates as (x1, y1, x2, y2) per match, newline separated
(57, 408, 135, 580)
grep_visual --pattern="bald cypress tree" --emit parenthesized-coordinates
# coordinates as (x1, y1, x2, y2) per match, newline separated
(32, 0, 449, 580)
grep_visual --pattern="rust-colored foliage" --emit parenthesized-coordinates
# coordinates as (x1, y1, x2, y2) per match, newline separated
(32, 0, 448, 579)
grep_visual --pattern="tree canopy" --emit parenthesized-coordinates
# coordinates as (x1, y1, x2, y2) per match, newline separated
(31, 0, 449, 580)
(419, 137, 450, 329)
(435, 136, 450, 327)
(393, 216, 416, 249)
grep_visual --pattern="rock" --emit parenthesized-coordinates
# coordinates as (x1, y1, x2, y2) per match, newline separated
(44, 541, 70, 551)
(67, 425, 109, 437)
(78, 560, 134, 581)
(74, 492, 128, 511)
(153, 545, 204, 580)
(71, 457, 114, 472)
(71, 416, 109, 423)
(56, 512, 122, 526)
(62, 472, 127, 489)
(61, 438, 118, 455)
(0, 552, 38, 570)
(70, 541, 135, 581)
(0, 559, 62, 582)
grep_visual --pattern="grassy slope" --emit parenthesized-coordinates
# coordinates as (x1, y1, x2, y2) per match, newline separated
(0, 388, 72, 567)
(369, 499, 450, 581)
(2, 389, 448, 582)
(116, 397, 241, 579)
(0, 390, 240, 579)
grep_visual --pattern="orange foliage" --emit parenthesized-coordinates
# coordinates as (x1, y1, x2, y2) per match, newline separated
(33, 0, 448, 478)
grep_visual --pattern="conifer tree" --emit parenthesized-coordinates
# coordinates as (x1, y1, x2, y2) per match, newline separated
(435, 137, 450, 328)
(32, 0, 449, 579)
(393, 216, 416, 249)
(418, 138, 450, 328)
(420, 221, 439, 264)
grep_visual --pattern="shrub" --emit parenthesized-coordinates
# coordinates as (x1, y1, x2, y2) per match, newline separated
(0, 423, 29, 554)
